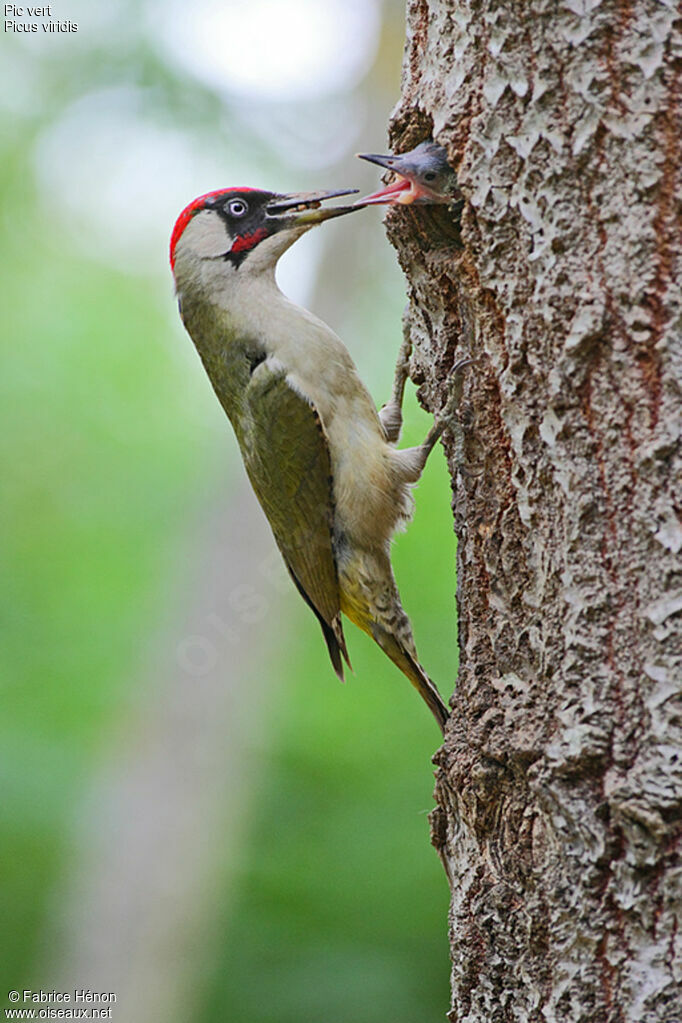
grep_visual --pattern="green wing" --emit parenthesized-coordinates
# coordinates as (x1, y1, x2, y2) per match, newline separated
(240, 361, 349, 678)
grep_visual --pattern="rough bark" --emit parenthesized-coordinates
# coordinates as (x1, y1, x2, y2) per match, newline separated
(386, 2, 682, 1020)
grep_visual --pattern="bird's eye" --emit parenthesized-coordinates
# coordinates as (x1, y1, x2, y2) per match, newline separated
(228, 199, 248, 217)
(424, 172, 437, 182)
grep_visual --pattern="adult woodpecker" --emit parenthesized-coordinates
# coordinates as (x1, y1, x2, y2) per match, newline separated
(357, 141, 461, 206)
(170, 186, 453, 731)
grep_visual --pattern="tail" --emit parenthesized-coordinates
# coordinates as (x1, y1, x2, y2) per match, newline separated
(371, 623, 450, 734)
(339, 566, 449, 732)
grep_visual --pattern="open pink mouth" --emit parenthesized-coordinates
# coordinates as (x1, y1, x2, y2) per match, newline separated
(356, 175, 419, 206)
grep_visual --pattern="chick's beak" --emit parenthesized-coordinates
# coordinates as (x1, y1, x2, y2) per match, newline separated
(356, 153, 418, 206)
(266, 189, 365, 224)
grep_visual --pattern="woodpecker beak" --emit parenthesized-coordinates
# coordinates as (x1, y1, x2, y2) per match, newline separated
(266, 189, 365, 225)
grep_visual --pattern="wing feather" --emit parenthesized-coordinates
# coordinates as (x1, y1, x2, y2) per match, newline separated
(240, 362, 349, 672)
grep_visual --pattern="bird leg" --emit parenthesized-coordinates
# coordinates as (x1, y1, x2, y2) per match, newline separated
(394, 356, 472, 483)
(379, 313, 413, 443)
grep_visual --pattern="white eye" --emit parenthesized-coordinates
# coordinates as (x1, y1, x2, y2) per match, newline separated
(228, 198, 248, 217)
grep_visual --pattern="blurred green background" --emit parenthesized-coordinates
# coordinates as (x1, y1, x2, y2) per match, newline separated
(1, 2, 457, 1020)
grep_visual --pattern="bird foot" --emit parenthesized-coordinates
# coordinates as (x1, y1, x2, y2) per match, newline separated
(434, 355, 473, 434)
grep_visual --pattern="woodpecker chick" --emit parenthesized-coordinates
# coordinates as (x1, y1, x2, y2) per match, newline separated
(357, 141, 460, 206)
(171, 186, 452, 732)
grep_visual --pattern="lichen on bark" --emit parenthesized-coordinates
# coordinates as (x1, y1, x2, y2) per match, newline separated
(385, 2, 682, 1019)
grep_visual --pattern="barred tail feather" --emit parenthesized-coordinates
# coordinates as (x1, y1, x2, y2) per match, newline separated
(371, 623, 449, 733)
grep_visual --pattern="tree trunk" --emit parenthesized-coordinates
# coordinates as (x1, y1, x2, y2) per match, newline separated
(386, 2, 682, 1020)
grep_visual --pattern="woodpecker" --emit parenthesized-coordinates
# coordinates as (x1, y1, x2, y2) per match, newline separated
(357, 141, 461, 206)
(170, 186, 454, 731)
